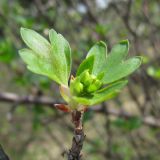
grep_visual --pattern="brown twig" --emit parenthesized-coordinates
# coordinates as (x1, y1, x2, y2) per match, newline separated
(0, 92, 160, 128)
(67, 110, 85, 160)
(0, 92, 61, 106)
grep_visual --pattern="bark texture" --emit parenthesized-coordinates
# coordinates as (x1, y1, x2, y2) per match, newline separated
(67, 111, 85, 160)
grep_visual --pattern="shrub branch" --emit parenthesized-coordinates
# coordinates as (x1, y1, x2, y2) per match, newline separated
(67, 110, 85, 160)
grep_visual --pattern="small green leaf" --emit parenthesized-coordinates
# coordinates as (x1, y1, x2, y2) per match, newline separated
(73, 80, 128, 106)
(104, 40, 129, 69)
(49, 29, 72, 79)
(76, 55, 94, 76)
(20, 28, 72, 85)
(20, 27, 50, 58)
(100, 40, 142, 84)
(102, 57, 142, 84)
(19, 48, 61, 84)
(86, 41, 107, 76)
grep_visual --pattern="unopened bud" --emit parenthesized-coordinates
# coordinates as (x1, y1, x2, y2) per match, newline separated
(86, 79, 102, 93)
(70, 78, 84, 95)
(86, 84, 97, 93)
(80, 70, 94, 86)
(75, 82, 83, 94)
(94, 79, 102, 89)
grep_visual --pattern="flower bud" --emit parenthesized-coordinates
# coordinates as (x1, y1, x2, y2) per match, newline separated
(70, 78, 84, 95)
(86, 83, 97, 93)
(80, 70, 94, 86)
(75, 82, 83, 94)
(94, 79, 102, 89)
(86, 79, 102, 93)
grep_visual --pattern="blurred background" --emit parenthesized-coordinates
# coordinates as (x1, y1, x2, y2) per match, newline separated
(0, 0, 160, 159)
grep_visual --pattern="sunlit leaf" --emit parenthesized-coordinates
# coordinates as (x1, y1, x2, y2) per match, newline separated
(86, 41, 107, 76)
(20, 28, 72, 85)
(105, 40, 129, 67)
(20, 27, 50, 58)
(100, 40, 141, 84)
(102, 57, 142, 84)
(19, 48, 61, 84)
(19, 28, 142, 108)
(49, 29, 72, 79)
(76, 55, 94, 76)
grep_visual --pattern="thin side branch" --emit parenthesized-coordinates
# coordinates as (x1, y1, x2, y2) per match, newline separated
(0, 92, 160, 128)
(0, 92, 60, 106)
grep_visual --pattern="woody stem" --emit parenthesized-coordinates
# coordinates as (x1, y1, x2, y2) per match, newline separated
(67, 110, 85, 160)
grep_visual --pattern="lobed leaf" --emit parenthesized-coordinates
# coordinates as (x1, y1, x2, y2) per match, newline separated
(19, 48, 61, 84)
(20, 28, 50, 58)
(49, 29, 72, 79)
(20, 28, 72, 85)
(76, 55, 94, 76)
(104, 40, 129, 70)
(102, 57, 142, 84)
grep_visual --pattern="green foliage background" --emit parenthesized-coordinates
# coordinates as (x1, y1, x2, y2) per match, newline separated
(0, 0, 160, 160)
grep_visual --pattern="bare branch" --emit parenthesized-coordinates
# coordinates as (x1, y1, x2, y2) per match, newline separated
(0, 92, 160, 128)
(0, 92, 60, 106)
(67, 111, 85, 160)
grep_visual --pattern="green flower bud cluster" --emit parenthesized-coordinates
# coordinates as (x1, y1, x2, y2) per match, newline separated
(70, 77, 84, 95)
(70, 70, 102, 96)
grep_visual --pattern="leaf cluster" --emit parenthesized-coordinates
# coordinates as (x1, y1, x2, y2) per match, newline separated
(19, 28, 141, 109)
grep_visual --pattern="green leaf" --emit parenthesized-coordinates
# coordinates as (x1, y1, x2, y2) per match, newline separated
(20, 28, 72, 85)
(100, 40, 142, 84)
(49, 29, 72, 79)
(76, 55, 94, 76)
(104, 40, 129, 69)
(73, 80, 128, 106)
(86, 41, 107, 76)
(19, 48, 61, 84)
(102, 57, 142, 84)
(20, 27, 50, 58)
